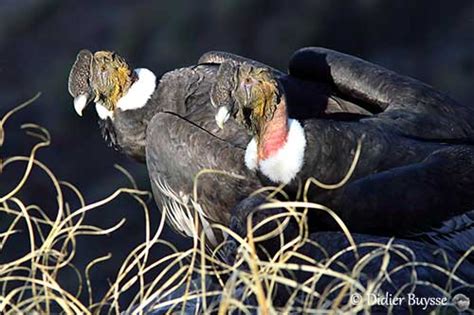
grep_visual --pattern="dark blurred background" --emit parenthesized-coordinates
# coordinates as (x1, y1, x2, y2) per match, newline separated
(1, 0, 474, 308)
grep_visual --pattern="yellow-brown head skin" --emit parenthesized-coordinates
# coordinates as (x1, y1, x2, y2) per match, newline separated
(233, 65, 281, 140)
(90, 51, 134, 111)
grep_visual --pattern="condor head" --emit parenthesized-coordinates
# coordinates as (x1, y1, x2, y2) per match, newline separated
(68, 49, 157, 162)
(213, 62, 281, 138)
(68, 49, 156, 120)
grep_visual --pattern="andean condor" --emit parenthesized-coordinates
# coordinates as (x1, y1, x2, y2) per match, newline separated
(68, 48, 473, 249)
(67, 49, 370, 241)
(67, 48, 474, 311)
(214, 47, 474, 240)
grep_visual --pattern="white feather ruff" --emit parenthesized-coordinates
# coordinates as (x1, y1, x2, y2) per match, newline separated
(116, 68, 156, 111)
(94, 68, 156, 120)
(244, 138, 258, 170)
(245, 119, 306, 184)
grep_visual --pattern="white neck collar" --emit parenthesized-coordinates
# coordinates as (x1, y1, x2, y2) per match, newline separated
(117, 68, 156, 111)
(94, 68, 156, 119)
(245, 119, 306, 184)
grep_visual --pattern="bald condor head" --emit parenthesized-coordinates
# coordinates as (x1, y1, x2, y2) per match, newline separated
(68, 50, 155, 119)
(213, 63, 307, 185)
(68, 49, 158, 162)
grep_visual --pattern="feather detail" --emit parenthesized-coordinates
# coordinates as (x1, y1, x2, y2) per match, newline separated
(116, 68, 156, 111)
(245, 119, 306, 184)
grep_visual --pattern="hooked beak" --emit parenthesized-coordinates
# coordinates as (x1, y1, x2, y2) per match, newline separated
(215, 106, 231, 129)
(73, 94, 90, 116)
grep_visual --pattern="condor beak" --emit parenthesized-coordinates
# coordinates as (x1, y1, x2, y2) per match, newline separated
(215, 106, 231, 129)
(73, 94, 90, 116)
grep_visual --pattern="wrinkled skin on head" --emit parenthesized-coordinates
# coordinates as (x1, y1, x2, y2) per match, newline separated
(90, 51, 134, 110)
(212, 62, 281, 136)
(210, 60, 239, 109)
(68, 50, 94, 102)
(68, 49, 134, 112)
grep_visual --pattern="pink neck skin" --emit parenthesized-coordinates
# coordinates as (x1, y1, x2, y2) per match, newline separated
(257, 98, 289, 161)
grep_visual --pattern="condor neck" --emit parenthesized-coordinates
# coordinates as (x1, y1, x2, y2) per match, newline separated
(257, 98, 289, 161)
(100, 69, 159, 163)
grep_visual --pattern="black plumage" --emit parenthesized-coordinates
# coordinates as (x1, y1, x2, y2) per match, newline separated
(81, 52, 371, 237)
(142, 66, 256, 235)
(286, 48, 474, 237)
(69, 48, 474, 250)
(211, 47, 474, 249)
(69, 49, 473, 310)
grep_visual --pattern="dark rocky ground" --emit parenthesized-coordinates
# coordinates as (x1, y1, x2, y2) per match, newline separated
(1, 0, 474, 307)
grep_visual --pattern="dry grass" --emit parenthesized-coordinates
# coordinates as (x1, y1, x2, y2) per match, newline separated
(0, 97, 472, 314)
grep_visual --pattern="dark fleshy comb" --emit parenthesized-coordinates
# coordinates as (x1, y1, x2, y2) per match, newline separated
(68, 49, 93, 98)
